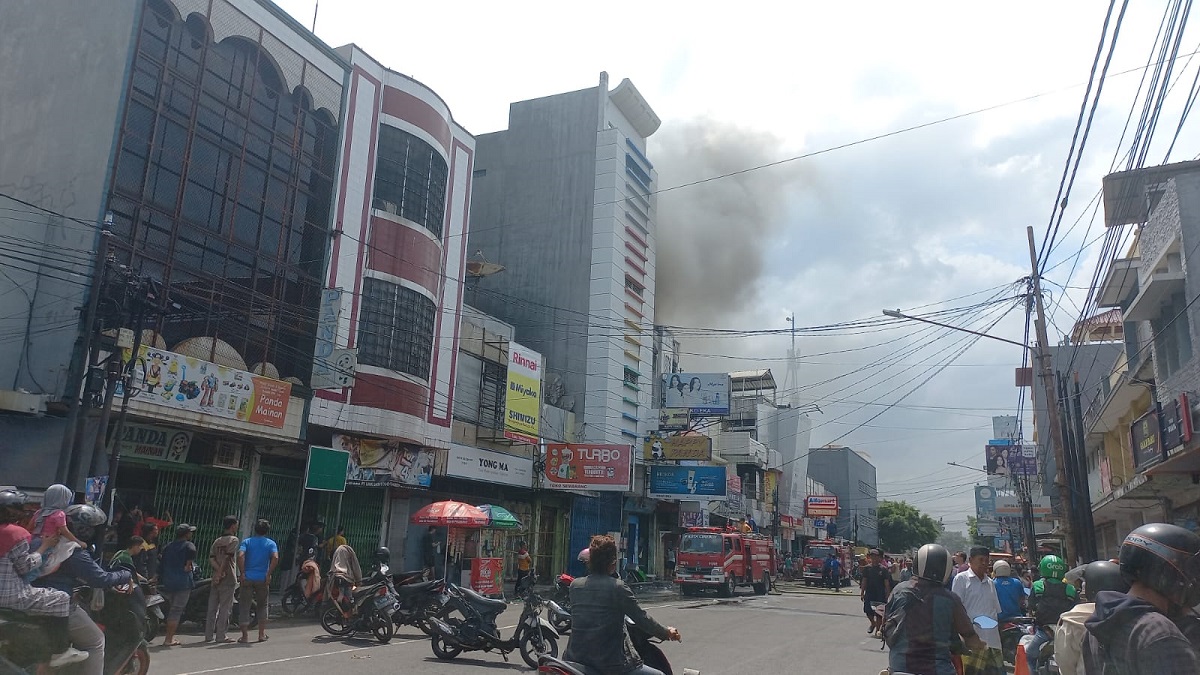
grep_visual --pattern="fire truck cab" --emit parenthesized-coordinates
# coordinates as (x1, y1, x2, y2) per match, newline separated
(675, 527, 777, 597)
(801, 538, 853, 587)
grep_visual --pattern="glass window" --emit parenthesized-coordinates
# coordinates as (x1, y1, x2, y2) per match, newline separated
(357, 278, 437, 380)
(372, 125, 447, 237)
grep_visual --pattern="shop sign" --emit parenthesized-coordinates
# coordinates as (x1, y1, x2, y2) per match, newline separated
(658, 408, 690, 432)
(311, 288, 357, 389)
(1130, 407, 1165, 471)
(1162, 394, 1193, 455)
(118, 423, 191, 463)
(642, 434, 712, 461)
(503, 343, 541, 445)
(806, 495, 839, 517)
(724, 475, 743, 512)
(334, 434, 434, 487)
(680, 510, 706, 528)
(121, 345, 291, 429)
(447, 444, 532, 488)
(779, 515, 795, 528)
(648, 465, 727, 500)
(542, 444, 632, 492)
(306, 446, 350, 492)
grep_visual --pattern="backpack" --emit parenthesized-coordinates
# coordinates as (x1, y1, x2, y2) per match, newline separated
(1032, 580, 1076, 626)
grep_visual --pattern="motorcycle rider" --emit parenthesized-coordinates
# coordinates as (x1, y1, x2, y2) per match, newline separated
(329, 542, 363, 618)
(883, 543, 986, 675)
(1054, 560, 1129, 675)
(991, 560, 1025, 624)
(1025, 554, 1078, 673)
(34, 504, 134, 675)
(1083, 523, 1200, 674)
(562, 535, 680, 675)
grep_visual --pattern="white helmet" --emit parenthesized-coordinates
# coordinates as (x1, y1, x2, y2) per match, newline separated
(577, 547, 590, 563)
(993, 560, 1011, 577)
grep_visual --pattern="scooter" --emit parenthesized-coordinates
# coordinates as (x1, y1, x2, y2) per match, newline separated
(0, 584, 151, 675)
(546, 598, 571, 635)
(537, 618, 698, 675)
(388, 575, 448, 636)
(428, 579, 559, 668)
(136, 580, 165, 639)
(319, 565, 397, 643)
(1000, 616, 1036, 665)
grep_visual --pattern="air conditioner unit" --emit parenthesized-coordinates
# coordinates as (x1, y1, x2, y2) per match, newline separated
(211, 441, 245, 470)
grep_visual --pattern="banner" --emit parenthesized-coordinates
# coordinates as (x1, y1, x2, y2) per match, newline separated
(504, 343, 542, 444)
(724, 475, 744, 512)
(662, 373, 731, 415)
(311, 288, 357, 389)
(657, 408, 690, 431)
(643, 434, 712, 461)
(680, 511, 706, 528)
(975, 485, 997, 519)
(806, 495, 839, 517)
(118, 423, 191, 463)
(334, 433, 434, 487)
(470, 558, 503, 595)
(447, 444, 533, 488)
(123, 345, 292, 429)
(543, 444, 632, 492)
(648, 465, 727, 500)
(764, 471, 779, 509)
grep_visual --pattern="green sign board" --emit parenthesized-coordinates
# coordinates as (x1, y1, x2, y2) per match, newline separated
(305, 445, 350, 492)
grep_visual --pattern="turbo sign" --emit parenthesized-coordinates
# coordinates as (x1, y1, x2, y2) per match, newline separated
(542, 443, 632, 492)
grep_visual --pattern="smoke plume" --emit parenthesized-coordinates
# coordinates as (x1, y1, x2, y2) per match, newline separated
(651, 118, 810, 326)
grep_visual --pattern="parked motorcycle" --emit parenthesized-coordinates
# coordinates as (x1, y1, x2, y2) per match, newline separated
(553, 573, 574, 607)
(164, 578, 256, 631)
(537, 618, 697, 675)
(0, 584, 151, 675)
(320, 565, 397, 643)
(546, 598, 571, 635)
(388, 575, 449, 636)
(137, 580, 165, 639)
(428, 580, 559, 668)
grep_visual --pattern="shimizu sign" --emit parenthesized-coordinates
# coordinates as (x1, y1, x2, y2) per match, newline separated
(642, 434, 713, 461)
(503, 342, 542, 445)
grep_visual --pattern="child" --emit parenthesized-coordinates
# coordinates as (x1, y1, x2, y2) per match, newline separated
(24, 484, 83, 581)
(0, 489, 88, 667)
(111, 536, 147, 581)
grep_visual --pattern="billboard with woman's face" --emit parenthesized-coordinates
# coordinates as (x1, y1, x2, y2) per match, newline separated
(662, 373, 731, 415)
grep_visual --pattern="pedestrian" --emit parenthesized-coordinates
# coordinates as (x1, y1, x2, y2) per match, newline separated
(159, 523, 198, 647)
(900, 559, 913, 582)
(860, 549, 892, 636)
(951, 546, 1005, 675)
(665, 546, 676, 579)
(828, 554, 842, 591)
(945, 550, 967, 590)
(237, 519, 278, 644)
(322, 524, 346, 562)
(133, 522, 160, 583)
(422, 526, 438, 576)
(204, 515, 239, 644)
(516, 542, 532, 593)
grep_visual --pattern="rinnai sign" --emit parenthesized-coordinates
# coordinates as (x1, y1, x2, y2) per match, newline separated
(806, 495, 839, 517)
(447, 444, 533, 488)
(503, 342, 542, 445)
(543, 443, 632, 492)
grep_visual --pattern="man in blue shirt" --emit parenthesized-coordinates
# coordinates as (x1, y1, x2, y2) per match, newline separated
(991, 560, 1026, 623)
(237, 519, 278, 644)
(828, 554, 842, 592)
(159, 523, 197, 647)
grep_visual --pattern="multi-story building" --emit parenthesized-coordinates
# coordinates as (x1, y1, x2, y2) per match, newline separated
(1083, 160, 1200, 556)
(467, 72, 661, 446)
(807, 446, 879, 546)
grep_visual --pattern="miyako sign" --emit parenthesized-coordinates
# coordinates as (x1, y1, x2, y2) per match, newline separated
(504, 342, 541, 444)
(447, 444, 533, 488)
(543, 443, 632, 492)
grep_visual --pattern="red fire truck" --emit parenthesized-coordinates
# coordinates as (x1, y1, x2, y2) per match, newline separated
(801, 538, 853, 587)
(675, 527, 778, 597)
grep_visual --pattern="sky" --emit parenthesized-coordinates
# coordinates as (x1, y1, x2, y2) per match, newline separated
(276, 0, 1200, 533)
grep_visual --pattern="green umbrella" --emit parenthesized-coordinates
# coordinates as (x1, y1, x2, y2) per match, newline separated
(477, 504, 523, 529)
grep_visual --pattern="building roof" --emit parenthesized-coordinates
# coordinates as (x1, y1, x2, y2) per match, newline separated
(1102, 159, 1200, 227)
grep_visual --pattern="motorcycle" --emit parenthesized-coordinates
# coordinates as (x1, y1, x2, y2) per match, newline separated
(165, 578, 256, 630)
(537, 618, 698, 675)
(428, 580, 560, 668)
(546, 598, 571, 635)
(319, 565, 397, 643)
(137, 581, 165, 639)
(1017, 628, 1059, 675)
(0, 584, 151, 675)
(553, 573, 574, 607)
(1000, 616, 1036, 665)
(388, 574, 449, 636)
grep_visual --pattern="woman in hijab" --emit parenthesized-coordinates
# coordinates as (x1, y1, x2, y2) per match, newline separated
(24, 485, 82, 580)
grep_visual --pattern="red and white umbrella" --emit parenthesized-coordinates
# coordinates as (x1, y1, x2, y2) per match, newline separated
(410, 500, 489, 527)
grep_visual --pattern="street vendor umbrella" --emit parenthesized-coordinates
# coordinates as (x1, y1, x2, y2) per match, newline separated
(410, 500, 490, 527)
(477, 504, 522, 529)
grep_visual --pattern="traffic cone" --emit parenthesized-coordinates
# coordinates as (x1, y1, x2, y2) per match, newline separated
(1013, 642, 1030, 675)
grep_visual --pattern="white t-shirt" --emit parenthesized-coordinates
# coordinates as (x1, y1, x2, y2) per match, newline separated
(951, 569, 1003, 649)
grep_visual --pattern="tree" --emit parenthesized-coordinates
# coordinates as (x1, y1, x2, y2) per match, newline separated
(937, 529, 971, 555)
(877, 500, 942, 553)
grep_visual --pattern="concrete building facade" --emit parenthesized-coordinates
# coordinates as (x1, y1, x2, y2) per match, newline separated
(807, 446, 879, 546)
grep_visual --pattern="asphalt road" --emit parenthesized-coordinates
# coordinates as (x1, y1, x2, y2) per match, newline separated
(150, 587, 889, 674)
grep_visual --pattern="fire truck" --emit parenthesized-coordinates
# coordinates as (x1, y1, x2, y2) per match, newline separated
(675, 527, 778, 597)
(801, 538, 853, 587)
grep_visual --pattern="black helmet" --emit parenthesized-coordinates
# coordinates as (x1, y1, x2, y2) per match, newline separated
(915, 543, 953, 584)
(1118, 523, 1200, 608)
(1083, 560, 1129, 598)
(0, 490, 26, 510)
(374, 546, 390, 565)
(64, 504, 107, 542)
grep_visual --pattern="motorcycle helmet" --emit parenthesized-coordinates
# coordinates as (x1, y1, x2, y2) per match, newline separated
(0, 490, 27, 522)
(1119, 523, 1200, 608)
(915, 543, 953, 584)
(64, 504, 107, 542)
(992, 560, 1012, 577)
(1082, 560, 1129, 598)
(1039, 555, 1067, 581)
(577, 547, 591, 563)
(374, 546, 390, 565)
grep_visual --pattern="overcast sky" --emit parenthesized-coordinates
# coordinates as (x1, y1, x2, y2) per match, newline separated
(278, 0, 1200, 533)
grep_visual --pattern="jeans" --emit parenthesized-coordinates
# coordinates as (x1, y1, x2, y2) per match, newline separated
(68, 606, 105, 675)
(1026, 627, 1051, 673)
(205, 578, 237, 641)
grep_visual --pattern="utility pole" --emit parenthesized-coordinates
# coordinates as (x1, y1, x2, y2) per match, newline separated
(1026, 225, 1075, 565)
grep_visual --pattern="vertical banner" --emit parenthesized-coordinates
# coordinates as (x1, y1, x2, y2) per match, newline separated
(504, 342, 542, 444)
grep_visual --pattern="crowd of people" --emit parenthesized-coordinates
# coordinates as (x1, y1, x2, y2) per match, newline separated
(882, 523, 1200, 675)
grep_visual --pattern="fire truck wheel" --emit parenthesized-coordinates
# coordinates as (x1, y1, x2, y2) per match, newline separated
(754, 574, 769, 595)
(718, 577, 734, 598)
(680, 585, 696, 597)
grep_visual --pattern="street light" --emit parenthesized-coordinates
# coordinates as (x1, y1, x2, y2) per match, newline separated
(882, 309, 1029, 350)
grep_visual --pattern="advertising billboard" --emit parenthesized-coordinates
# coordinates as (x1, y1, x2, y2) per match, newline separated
(806, 495, 839, 517)
(543, 444, 632, 492)
(662, 373, 732, 415)
(987, 442, 1036, 476)
(504, 342, 542, 444)
(648, 465, 727, 500)
(643, 434, 713, 461)
(1130, 407, 1165, 471)
(658, 408, 690, 431)
(447, 444, 533, 488)
(333, 433, 434, 487)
